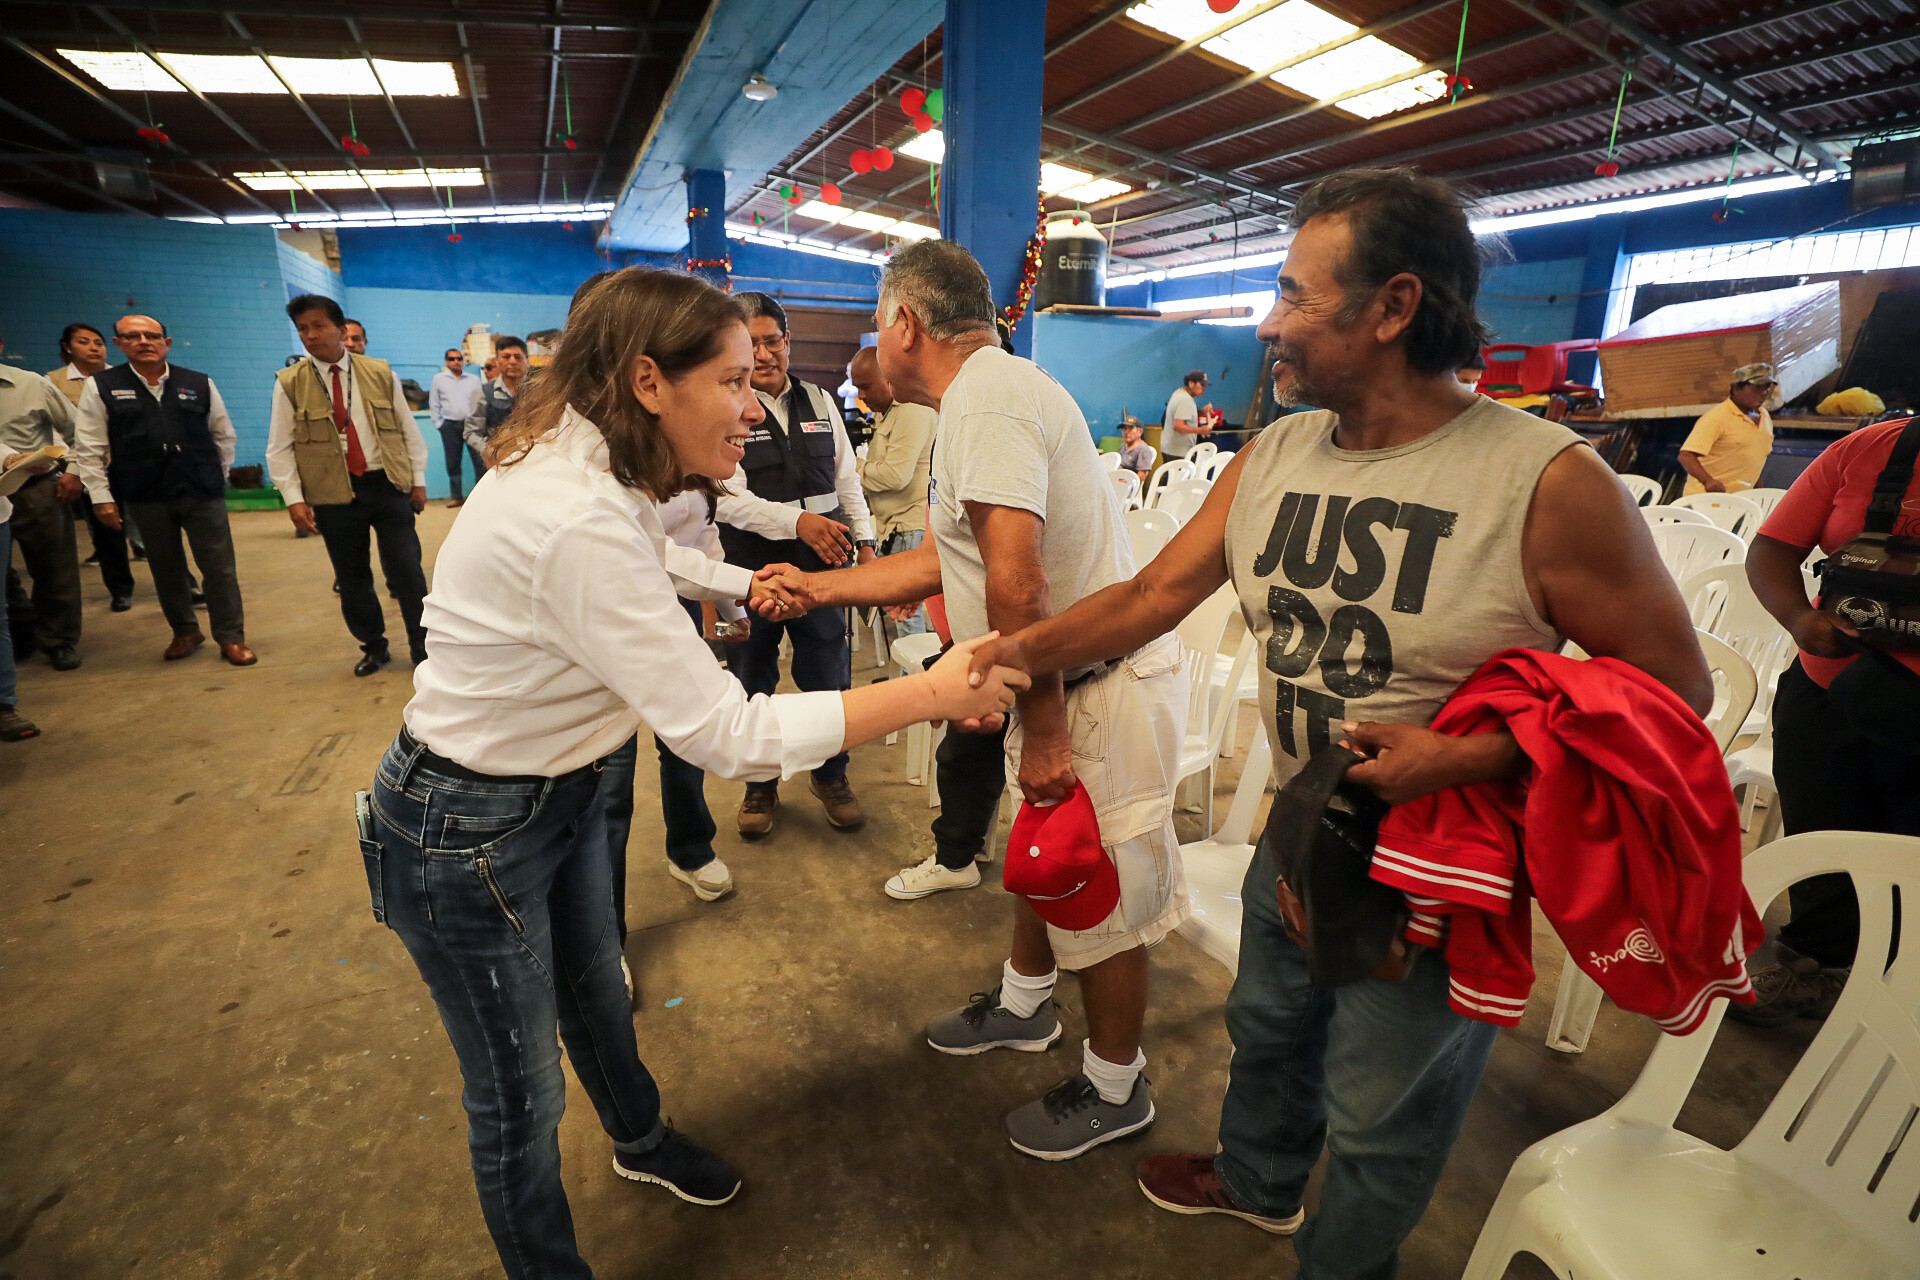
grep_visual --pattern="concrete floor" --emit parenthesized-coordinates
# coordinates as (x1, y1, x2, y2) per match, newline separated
(1, 507, 1817, 1280)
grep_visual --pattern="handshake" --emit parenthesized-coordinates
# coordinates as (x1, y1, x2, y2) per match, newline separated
(744, 563, 820, 622)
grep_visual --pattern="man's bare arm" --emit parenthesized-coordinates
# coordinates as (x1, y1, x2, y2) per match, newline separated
(969, 501, 1073, 801)
(780, 541, 943, 609)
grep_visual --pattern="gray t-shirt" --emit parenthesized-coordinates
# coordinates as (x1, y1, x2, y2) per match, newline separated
(931, 346, 1134, 643)
(1161, 387, 1198, 457)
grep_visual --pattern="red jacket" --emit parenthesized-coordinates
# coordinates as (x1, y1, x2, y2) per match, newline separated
(1370, 649, 1760, 1033)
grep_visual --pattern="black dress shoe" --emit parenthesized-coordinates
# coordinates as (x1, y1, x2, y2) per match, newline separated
(110, 595, 133, 612)
(189, 587, 206, 606)
(410, 644, 429, 665)
(46, 645, 82, 671)
(353, 651, 391, 677)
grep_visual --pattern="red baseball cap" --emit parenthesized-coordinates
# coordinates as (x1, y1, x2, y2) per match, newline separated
(1002, 783, 1119, 931)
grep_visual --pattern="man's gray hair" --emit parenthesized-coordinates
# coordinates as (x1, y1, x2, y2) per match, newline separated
(879, 239, 997, 341)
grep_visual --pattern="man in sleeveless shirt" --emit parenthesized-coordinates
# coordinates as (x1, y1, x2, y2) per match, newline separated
(964, 170, 1713, 1278)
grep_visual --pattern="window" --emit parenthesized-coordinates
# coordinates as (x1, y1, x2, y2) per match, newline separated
(58, 48, 460, 97)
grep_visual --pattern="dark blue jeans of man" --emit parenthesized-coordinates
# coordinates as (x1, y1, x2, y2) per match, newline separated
(367, 730, 667, 1280)
(438, 420, 486, 501)
(595, 731, 719, 944)
(1216, 838, 1497, 1280)
(725, 598, 849, 795)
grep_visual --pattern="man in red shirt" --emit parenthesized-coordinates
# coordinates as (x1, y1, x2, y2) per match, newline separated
(1739, 416, 1920, 1024)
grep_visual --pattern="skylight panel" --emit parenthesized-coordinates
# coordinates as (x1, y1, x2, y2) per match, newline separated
(792, 200, 849, 223)
(898, 129, 946, 164)
(235, 168, 484, 192)
(268, 56, 384, 96)
(58, 50, 180, 92)
(1337, 70, 1449, 119)
(367, 60, 460, 96)
(1041, 162, 1132, 204)
(155, 53, 287, 94)
(840, 210, 899, 231)
(884, 221, 940, 241)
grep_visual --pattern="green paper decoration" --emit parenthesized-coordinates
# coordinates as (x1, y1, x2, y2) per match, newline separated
(778, 184, 795, 199)
(925, 89, 944, 123)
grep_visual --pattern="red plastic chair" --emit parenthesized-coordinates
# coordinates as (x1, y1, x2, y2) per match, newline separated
(1479, 340, 1599, 398)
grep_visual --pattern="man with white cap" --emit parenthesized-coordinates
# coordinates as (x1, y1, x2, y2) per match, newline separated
(1680, 362, 1776, 494)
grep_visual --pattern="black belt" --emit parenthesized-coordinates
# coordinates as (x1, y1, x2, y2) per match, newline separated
(399, 728, 596, 785)
(1064, 658, 1119, 690)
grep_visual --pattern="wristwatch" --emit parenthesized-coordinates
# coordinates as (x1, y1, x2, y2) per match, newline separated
(855, 538, 877, 550)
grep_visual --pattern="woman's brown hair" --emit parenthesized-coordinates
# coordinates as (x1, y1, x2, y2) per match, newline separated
(485, 267, 747, 501)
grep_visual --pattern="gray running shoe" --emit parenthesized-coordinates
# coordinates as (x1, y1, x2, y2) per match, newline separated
(925, 985, 1062, 1056)
(1006, 1073, 1155, 1161)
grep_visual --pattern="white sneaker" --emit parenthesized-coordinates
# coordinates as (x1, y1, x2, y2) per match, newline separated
(885, 855, 981, 900)
(669, 858, 735, 902)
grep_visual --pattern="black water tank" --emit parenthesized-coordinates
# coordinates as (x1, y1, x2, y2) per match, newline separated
(1034, 215, 1107, 310)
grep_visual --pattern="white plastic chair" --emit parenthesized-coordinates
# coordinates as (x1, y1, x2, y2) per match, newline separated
(1154, 479, 1212, 524)
(1545, 631, 1755, 1055)
(1125, 508, 1178, 565)
(1651, 522, 1746, 586)
(1175, 729, 1272, 977)
(1101, 450, 1123, 471)
(1617, 473, 1660, 506)
(1173, 588, 1254, 833)
(1187, 441, 1218, 464)
(1741, 486, 1789, 523)
(1200, 450, 1234, 482)
(1683, 563, 1795, 736)
(1145, 458, 1194, 508)
(1642, 503, 1710, 527)
(889, 632, 945, 794)
(1468, 831, 1920, 1280)
(1110, 469, 1142, 511)
(1726, 728, 1783, 846)
(1672, 491, 1765, 539)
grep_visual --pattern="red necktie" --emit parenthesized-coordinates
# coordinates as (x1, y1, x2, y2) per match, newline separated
(331, 364, 368, 477)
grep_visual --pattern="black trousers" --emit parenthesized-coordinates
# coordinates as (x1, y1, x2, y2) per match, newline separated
(6, 475, 82, 651)
(1771, 659, 1920, 969)
(80, 487, 136, 599)
(311, 470, 428, 656)
(438, 420, 485, 501)
(932, 717, 1010, 870)
(125, 497, 244, 644)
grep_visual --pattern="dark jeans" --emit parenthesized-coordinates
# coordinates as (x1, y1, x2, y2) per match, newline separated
(439, 420, 486, 501)
(6, 476, 81, 650)
(312, 470, 429, 657)
(725, 595, 850, 794)
(125, 497, 244, 644)
(368, 731, 666, 1280)
(932, 717, 1009, 870)
(81, 487, 136, 599)
(1772, 659, 1920, 969)
(1216, 837, 1497, 1280)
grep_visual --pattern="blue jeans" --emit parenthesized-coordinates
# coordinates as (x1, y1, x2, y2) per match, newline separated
(595, 728, 717, 944)
(0, 524, 16, 710)
(1216, 838, 1497, 1280)
(367, 731, 666, 1280)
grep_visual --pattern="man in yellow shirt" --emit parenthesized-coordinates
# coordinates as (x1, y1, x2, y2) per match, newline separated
(1680, 362, 1776, 494)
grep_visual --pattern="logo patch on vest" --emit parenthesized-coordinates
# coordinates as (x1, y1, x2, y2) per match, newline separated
(799, 420, 833, 434)
(746, 429, 773, 444)
(110, 388, 138, 400)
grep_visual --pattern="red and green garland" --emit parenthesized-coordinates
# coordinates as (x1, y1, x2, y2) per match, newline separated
(1001, 195, 1047, 332)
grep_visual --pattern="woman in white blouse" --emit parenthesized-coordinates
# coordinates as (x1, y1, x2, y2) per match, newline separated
(363, 268, 1024, 1280)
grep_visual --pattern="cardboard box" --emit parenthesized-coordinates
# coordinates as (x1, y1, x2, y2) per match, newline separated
(1598, 282, 1841, 417)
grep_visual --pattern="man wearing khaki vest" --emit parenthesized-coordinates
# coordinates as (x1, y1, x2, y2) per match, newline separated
(267, 294, 431, 677)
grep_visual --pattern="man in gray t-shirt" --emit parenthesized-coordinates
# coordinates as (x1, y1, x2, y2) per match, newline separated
(1160, 369, 1209, 458)
(758, 240, 1190, 1162)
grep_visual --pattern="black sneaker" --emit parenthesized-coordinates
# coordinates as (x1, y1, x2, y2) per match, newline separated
(110, 594, 133, 612)
(612, 1127, 741, 1206)
(46, 645, 81, 671)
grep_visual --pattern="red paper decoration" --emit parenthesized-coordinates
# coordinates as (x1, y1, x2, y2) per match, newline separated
(820, 183, 842, 205)
(870, 146, 894, 171)
(340, 135, 371, 157)
(136, 125, 170, 144)
(1207, 0, 1240, 11)
(912, 111, 935, 134)
(787, 190, 804, 205)
(1593, 160, 1620, 178)
(561, 221, 575, 231)
(562, 135, 578, 151)
(901, 87, 926, 117)
(1443, 72, 1473, 94)
(850, 149, 873, 174)
(447, 233, 463, 242)
(1711, 209, 1730, 223)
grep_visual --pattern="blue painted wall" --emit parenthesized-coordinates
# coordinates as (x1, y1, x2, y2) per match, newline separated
(1477, 257, 1583, 346)
(336, 220, 619, 294)
(0, 209, 303, 469)
(344, 286, 574, 390)
(276, 238, 344, 304)
(1031, 312, 1263, 439)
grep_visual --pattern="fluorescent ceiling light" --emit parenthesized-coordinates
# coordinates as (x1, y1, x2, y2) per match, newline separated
(58, 50, 179, 92)
(839, 210, 898, 231)
(884, 221, 940, 241)
(1040, 161, 1131, 203)
(58, 48, 457, 96)
(236, 167, 485, 191)
(727, 224, 886, 266)
(1471, 173, 1819, 235)
(1125, 0, 1438, 119)
(1151, 290, 1274, 327)
(791, 200, 848, 223)
(253, 203, 611, 230)
(899, 130, 945, 164)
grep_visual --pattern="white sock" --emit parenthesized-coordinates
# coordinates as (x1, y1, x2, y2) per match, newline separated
(999, 960, 1056, 1019)
(1083, 1039, 1145, 1105)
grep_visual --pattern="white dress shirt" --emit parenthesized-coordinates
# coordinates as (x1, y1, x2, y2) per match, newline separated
(404, 406, 845, 778)
(429, 368, 484, 423)
(265, 354, 431, 505)
(657, 489, 745, 623)
(71, 365, 236, 497)
(717, 381, 875, 544)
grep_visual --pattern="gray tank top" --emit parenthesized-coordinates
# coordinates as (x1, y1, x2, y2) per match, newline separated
(1223, 396, 1583, 791)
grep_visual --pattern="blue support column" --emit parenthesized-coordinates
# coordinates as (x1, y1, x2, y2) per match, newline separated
(1568, 218, 1627, 384)
(940, 0, 1045, 357)
(686, 168, 730, 289)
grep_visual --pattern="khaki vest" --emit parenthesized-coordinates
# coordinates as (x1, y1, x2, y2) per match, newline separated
(274, 355, 413, 505)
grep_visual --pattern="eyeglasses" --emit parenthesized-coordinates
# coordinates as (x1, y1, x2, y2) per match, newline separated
(116, 331, 166, 342)
(751, 334, 788, 353)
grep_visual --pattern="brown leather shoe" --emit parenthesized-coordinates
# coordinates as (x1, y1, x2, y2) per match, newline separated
(737, 789, 777, 839)
(1136, 1154, 1304, 1234)
(163, 631, 205, 661)
(810, 777, 865, 831)
(220, 642, 258, 667)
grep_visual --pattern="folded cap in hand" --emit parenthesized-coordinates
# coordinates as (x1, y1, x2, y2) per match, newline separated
(1002, 783, 1117, 931)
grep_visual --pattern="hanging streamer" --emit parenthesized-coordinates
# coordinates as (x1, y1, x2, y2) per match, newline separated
(136, 86, 169, 144)
(559, 59, 578, 148)
(1712, 141, 1743, 222)
(1594, 65, 1631, 177)
(446, 183, 462, 242)
(1445, 0, 1473, 100)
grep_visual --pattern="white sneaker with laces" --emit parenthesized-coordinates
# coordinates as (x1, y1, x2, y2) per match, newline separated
(885, 855, 981, 900)
(669, 858, 735, 902)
